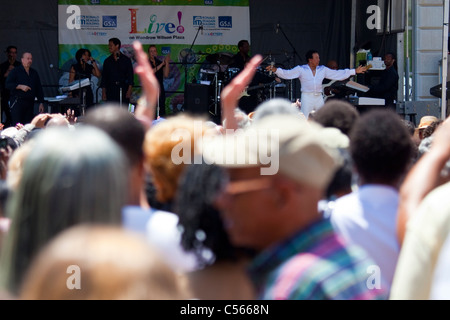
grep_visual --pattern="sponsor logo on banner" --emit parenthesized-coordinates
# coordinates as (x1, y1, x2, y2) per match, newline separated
(88, 31, 107, 37)
(204, 0, 214, 4)
(103, 16, 117, 28)
(79, 15, 100, 28)
(129, 10, 185, 36)
(193, 16, 216, 27)
(161, 47, 171, 55)
(91, 0, 100, 4)
(218, 16, 232, 28)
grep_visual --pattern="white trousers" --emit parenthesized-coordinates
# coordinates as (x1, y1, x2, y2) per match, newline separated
(301, 93, 325, 119)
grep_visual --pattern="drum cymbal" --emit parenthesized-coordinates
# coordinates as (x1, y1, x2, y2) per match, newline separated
(206, 53, 234, 65)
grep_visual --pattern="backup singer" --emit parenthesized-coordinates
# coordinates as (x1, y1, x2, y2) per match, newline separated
(101, 38, 134, 106)
(148, 45, 170, 117)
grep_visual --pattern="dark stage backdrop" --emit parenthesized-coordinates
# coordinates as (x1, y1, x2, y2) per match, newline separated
(0, 0, 362, 101)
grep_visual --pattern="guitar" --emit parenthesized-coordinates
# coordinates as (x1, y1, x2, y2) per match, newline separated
(240, 82, 275, 98)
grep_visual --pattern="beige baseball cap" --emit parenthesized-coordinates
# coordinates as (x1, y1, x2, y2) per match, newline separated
(202, 114, 339, 190)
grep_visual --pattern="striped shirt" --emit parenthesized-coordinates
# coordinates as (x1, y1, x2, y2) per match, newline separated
(248, 218, 388, 300)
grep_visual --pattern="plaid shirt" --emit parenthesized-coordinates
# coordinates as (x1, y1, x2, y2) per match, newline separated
(248, 218, 388, 300)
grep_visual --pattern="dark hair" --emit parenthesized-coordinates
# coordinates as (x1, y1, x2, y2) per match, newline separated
(83, 104, 145, 167)
(109, 37, 121, 48)
(401, 119, 416, 136)
(423, 119, 443, 139)
(75, 48, 91, 63)
(305, 50, 319, 62)
(313, 100, 359, 136)
(385, 52, 396, 60)
(174, 162, 253, 267)
(350, 109, 415, 184)
(6, 46, 17, 54)
(326, 148, 353, 200)
(237, 40, 249, 49)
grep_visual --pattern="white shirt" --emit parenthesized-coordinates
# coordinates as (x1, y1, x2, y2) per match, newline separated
(275, 64, 355, 93)
(122, 205, 200, 273)
(330, 184, 400, 293)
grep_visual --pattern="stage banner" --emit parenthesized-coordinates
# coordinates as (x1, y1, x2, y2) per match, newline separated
(57, 0, 250, 114)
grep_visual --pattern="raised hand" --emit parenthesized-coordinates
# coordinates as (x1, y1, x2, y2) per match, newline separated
(133, 40, 159, 126)
(220, 54, 263, 130)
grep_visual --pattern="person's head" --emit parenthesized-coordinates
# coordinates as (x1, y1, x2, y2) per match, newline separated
(0, 126, 128, 294)
(350, 109, 415, 186)
(326, 60, 338, 70)
(45, 115, 70, 128)
(384, 52, 396, 69)
(174, 161, 253, 267)
(21, 52, 32, 69)
(325, 147, 353, 200)
(251, 98, 303, 123)
(148, 45, 158, 58)
(144, 114, 209, 204)
(237, 40, 250, 55)
(6, 46, 17, 61)
(83, 104, 147, 206)
(75, 48, 91, 64)
(312, 100, 359, 136)
(422, 119, 443, 139)
(305, 50, 320, 67)
(209, 115, 338, 251)
(417, 115, 439, 140)
(108, 38, 121, 54)
(20, 225, 189, 300)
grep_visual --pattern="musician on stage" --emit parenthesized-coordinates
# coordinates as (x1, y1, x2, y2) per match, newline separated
(69, 48, 101, 112)
(365, 52, 398, 111)
(148, 45, 170, 118)
(101, 38, 134, 107)
(266, 50, 366, 118)
(229, 40, 250, 71)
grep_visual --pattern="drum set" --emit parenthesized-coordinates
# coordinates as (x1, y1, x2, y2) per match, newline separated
(196, 52, 288, 117)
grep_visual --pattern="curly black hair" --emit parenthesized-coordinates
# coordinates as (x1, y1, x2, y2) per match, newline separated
(350, 109, 415, 184)
(173, 162, 253, 267)
(313, 100, 359, 136)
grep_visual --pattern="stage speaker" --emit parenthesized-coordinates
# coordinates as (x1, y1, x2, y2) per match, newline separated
(185, 83, 210, 115)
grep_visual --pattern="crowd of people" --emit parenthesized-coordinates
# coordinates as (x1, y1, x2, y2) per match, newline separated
(0, 38, 448, 301)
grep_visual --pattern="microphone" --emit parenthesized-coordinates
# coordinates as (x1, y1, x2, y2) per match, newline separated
(116, 52, 120, 60)
(49, 63, 54, 69)
(269, 61, 275, 76)
(276, 23, 279, 34)
(199, 25, 203, 35)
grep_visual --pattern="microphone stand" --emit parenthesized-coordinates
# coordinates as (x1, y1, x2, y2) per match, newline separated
(277, 23, 302, 102)
(183, 24, 203, 111)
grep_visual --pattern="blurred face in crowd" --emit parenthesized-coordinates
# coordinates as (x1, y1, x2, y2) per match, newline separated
(21, 53, 32, 69)
(214, 167, 276, 250)
(148, 46, 158, 59)
(384, 54, 395, 69)
(7, 47, 17, 62)
(108, 41, 119, 54)
(240, 41, 250, 55)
